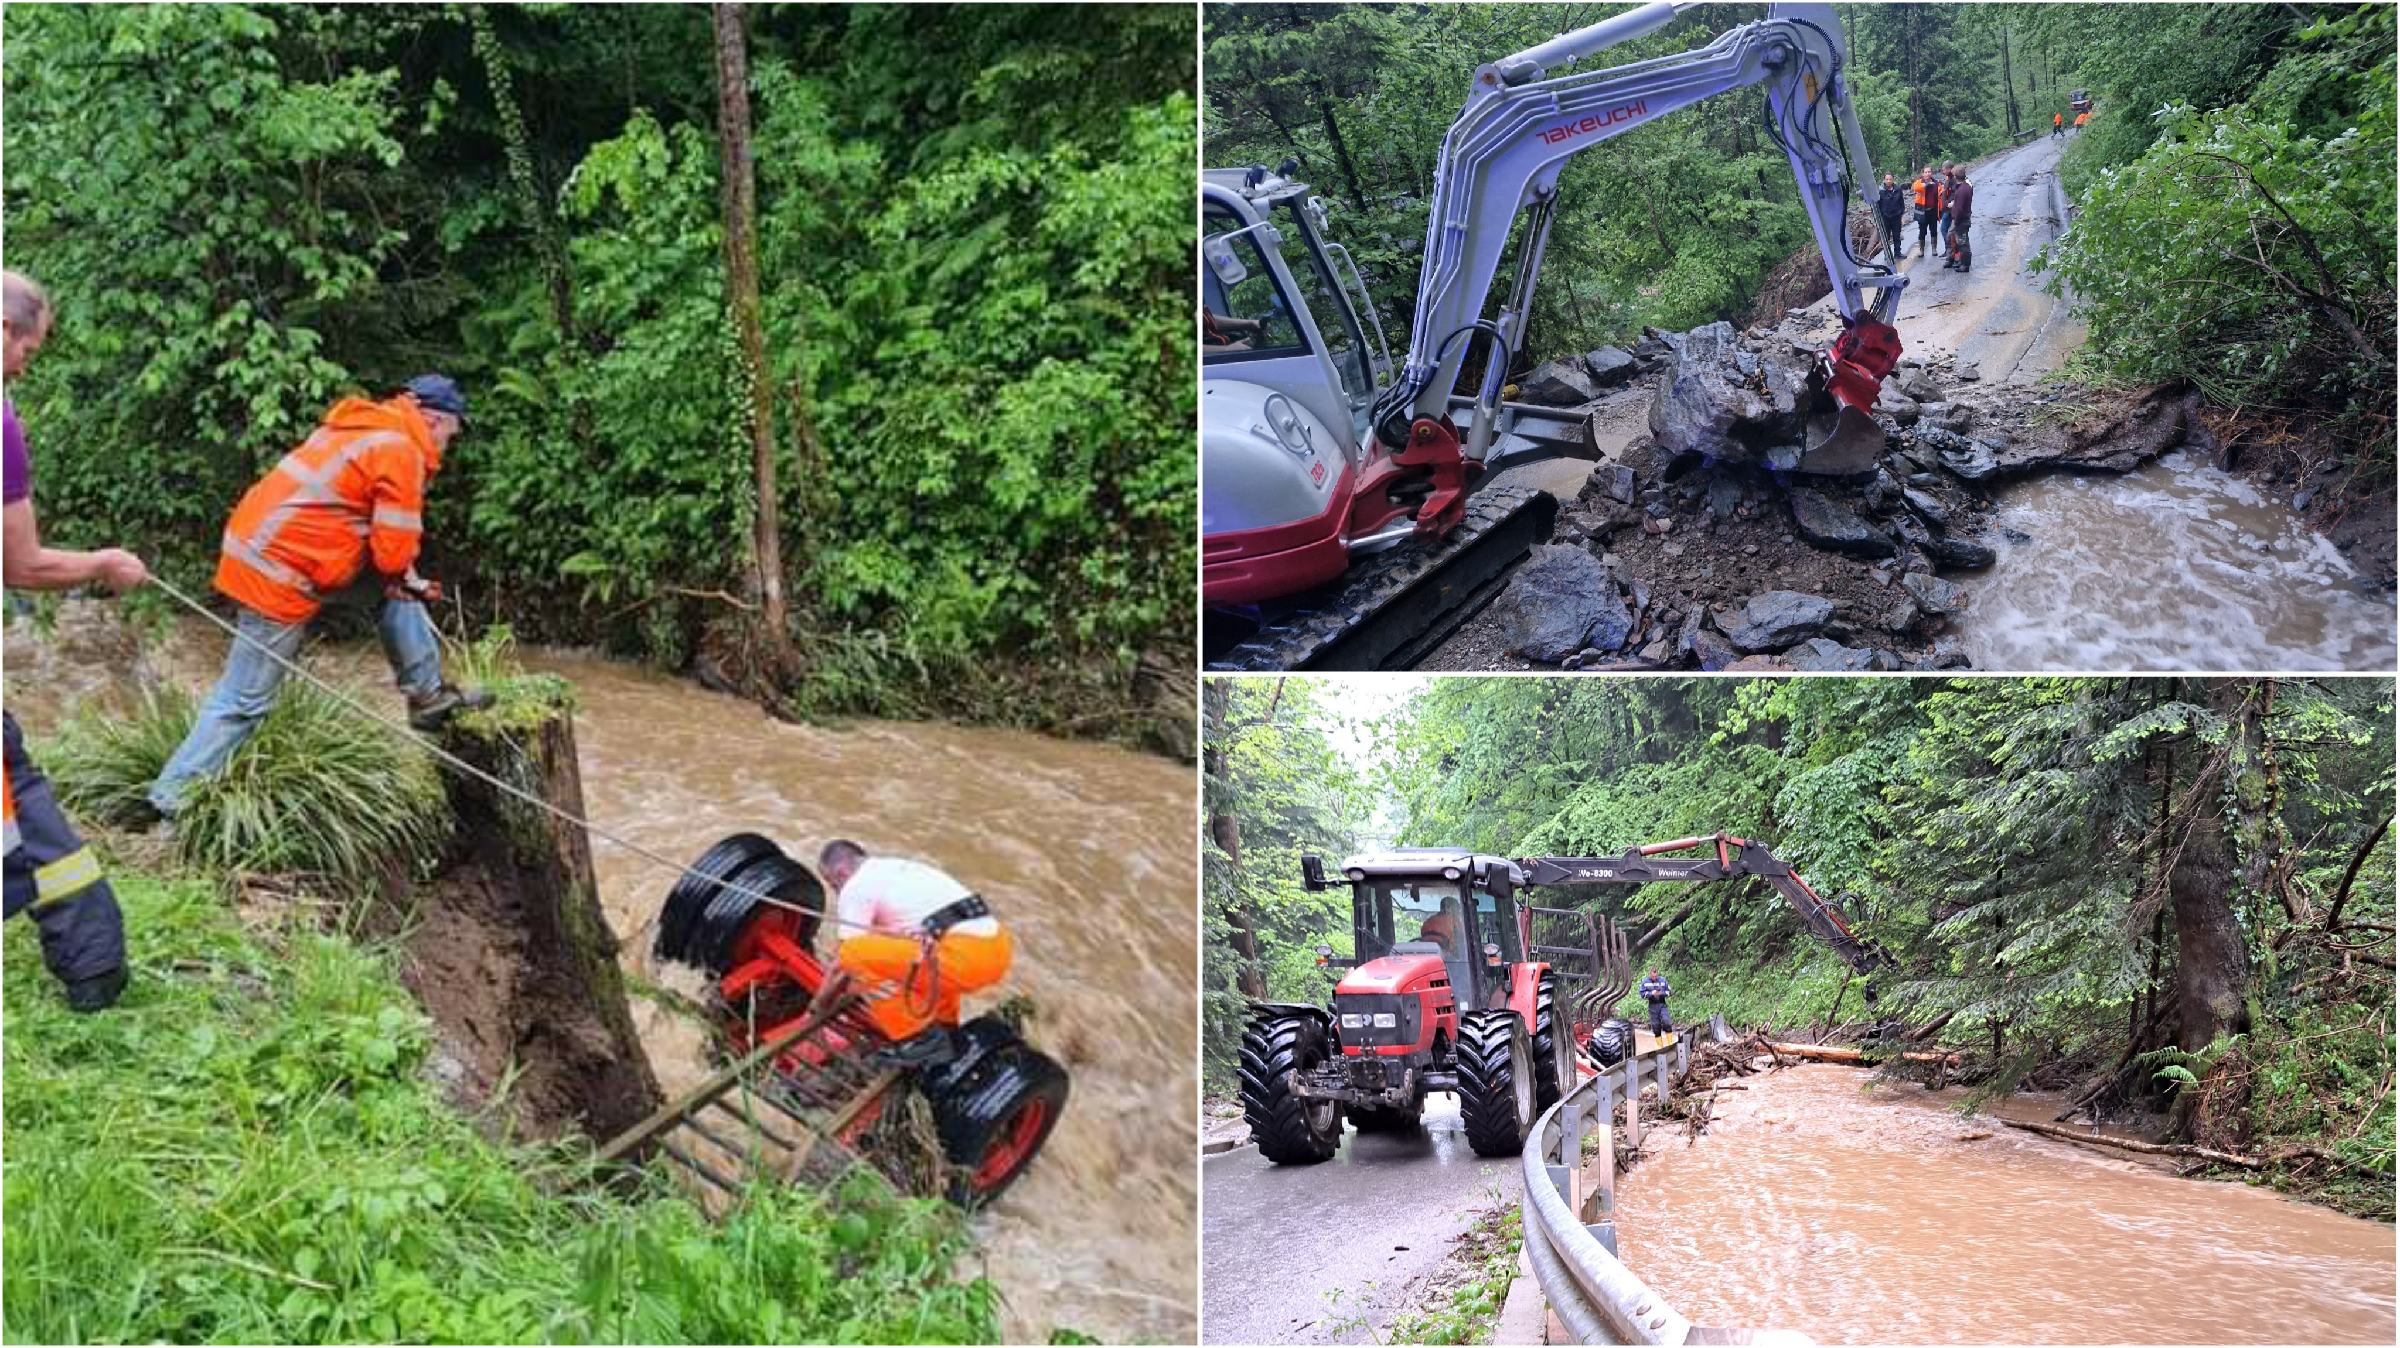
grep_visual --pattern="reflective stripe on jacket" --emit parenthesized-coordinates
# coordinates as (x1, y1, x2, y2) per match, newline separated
(215, 396, 442, 623)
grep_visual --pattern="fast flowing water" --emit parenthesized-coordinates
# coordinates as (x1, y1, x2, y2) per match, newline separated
(2, 610, 1198, 1344)
(1955, 451, 2396, 671)
(1613, 1064, 2396, 1344)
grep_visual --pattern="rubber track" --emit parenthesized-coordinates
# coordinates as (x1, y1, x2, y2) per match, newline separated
(1209, 485, 1557, 672)
(1456, 1011, 1530, 1158)
(1238, 1014, 1340, 1164)
(1531, 972, 1568, 1112)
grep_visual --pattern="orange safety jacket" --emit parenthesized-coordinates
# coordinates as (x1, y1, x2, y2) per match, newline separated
(215, 395, 442, 624)
(1913, 176, 1941, 211)
(2054, 113, 2063, 127)
(2075, 112, 2089, 127)
(3, 765, 19, 859)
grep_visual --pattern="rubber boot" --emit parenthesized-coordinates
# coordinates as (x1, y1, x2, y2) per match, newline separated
(874, 1026, 960, 1072)
(65, 966, 127, 1013)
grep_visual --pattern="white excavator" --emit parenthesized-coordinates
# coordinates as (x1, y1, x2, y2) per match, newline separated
(1202, 1, 1908, 670)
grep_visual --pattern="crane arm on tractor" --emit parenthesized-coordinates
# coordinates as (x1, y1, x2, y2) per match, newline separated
(1370, 0, 1906, 532)
(1518, 832, 1891, 979)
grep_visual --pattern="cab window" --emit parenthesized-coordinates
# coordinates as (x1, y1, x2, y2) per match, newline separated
(1203, 203, 1305, 360)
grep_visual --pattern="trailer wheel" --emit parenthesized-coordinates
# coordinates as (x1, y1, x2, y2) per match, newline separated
(1583, 1017, 1634, 1070)
(1457, 1011, 1534, 1157)
(1531, 972, 1574, 1111)
(1239, 1013, 1342, 1164)
(925, 1036, 1070, 1207)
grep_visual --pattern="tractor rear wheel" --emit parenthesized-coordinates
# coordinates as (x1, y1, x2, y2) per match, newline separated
(1239, 1013, 1342, 1164)
(1531, 972, 1573, 1112)
(655, 832, 780, 966)
(1348, 1099, 1422, 1133)
(653, 834, 826, 975)
(1584, 1017, 1634, 1070)
(1457, 1011, 1535, 1157)
(924, 1033, 1070, 1207)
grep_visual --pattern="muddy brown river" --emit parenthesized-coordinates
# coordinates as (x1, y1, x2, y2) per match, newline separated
(3, 610, 1198, 1344)
(1614, 1064, 2396, 1344)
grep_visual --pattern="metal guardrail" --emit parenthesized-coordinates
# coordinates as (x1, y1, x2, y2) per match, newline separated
(1520, 1016, 1813, 1345)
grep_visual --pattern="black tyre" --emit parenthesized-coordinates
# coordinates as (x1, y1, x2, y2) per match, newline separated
(1584, 1017, 1634, 1070)
(1531, 972, 1574, 1112)
(655, 832, 779, 965)
(1457, 1011, 1535, 1158)
(1348, 1098, 1423, 1133)
(924, 1035, 1070, 1206)
(655, 836, 826, 976)
(1239, 1013, 1342, 1164)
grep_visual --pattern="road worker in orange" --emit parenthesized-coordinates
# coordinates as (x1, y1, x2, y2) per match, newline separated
(149, 376, 488, 818)
(5, 269, 141, 1011)
(2074, 110, 2090, 131)
(1912, 165, 1944, 258)
(819, 839, 1014, 1066)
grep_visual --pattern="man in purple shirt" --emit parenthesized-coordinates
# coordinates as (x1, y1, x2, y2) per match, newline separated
(4, 269, 145, 1011)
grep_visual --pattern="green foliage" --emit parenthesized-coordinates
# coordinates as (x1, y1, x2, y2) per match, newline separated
(2037, 5, 2394, 464)
(46, 680, 447, 896)
(2, 872, 998, 1343)
(4, 3, 1195, 725)
(1384, 1202, 1523, 1346)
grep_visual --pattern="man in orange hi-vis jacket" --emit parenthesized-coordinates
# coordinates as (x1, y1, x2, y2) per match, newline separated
(149, 376, 488, 818)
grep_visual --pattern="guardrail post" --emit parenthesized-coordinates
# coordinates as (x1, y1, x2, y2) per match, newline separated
(1621, 1057, 1642, 1148)
(1584, 1070, 1619, 1256)
(1654, 1052, 1671, 1103)
(1710, 1012, 1730, 1043)
(1675, 1036, 1689, 1079)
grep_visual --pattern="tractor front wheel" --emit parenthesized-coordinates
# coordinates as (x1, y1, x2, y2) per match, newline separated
(1457, 1011, 1535, 1157)
(1239, 1014, 1342, 1164)
(1531, 972, 1574, 1111)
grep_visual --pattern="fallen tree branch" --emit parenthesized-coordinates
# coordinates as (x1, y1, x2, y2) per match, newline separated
(1763, 1041, 1960, 1066)
(2322, 812, 2392, 933)
(1995, 1117, 2261, 1169)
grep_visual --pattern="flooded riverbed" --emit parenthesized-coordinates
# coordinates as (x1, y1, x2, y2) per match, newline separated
(1957, 451, 2396, 671)
(1614, 1064, 2395, 1344)
(3, 611, 1198, 1343)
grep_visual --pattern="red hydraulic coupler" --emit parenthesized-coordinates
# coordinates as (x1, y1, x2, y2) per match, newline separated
(1822, 313, 1903, 412)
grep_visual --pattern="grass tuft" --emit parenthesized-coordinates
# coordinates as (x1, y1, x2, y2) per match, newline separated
(3, 871, 999, 1344)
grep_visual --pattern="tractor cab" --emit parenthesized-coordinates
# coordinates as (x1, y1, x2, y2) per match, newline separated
(1313, 849, 1528, 1014)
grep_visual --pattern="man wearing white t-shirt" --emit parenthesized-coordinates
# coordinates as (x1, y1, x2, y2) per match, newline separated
(821, 839, 1013, 1061)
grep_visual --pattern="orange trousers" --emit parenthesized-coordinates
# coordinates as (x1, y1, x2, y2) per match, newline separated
(836, 925, 1014, 1040)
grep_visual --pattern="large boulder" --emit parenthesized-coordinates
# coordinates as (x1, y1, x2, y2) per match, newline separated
(1517, 358, 1600, 407)
(1585, 345, 1640, 387)
(1901, 570, 1971, 617)
(1788, 488, 1898, 557)
(1647, 321, 1813, 462)
(1926, 535, 1997, 570)
(1490, 545, 1633, 663)
(1784, 637, 1902, 672)
(1714, 590, 1836, 653)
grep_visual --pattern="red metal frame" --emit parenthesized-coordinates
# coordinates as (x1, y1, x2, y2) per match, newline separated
(718, 916, 890, 1143)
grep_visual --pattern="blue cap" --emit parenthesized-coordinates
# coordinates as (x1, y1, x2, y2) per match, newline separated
(404, 374, 468, 425)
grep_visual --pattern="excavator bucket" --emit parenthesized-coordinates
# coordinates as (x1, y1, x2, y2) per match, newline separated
(1797, 313, 1904, 477)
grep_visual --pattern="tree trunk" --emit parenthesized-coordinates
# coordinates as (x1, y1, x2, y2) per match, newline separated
(712, 4, 791, 649)
(1204, 683, 1268, 999)
(1998, 26, 2020, 137)
(2170, 709, 2251, 1056)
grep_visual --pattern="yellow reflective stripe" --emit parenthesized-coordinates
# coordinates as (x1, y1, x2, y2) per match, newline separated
(32, 846, 103, 907)
(371, 506, 422, 532)
(222, 530, 319, 597)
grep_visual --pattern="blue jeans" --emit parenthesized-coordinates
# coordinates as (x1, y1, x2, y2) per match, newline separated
(149, 600, 442, 815)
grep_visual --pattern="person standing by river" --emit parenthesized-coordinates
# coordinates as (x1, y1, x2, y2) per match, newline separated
(146, 377, 490, 820)
(1639, 969, 1673, 1035)
(1875, 172, 1908, 261)
(2, 269, 143, 1012)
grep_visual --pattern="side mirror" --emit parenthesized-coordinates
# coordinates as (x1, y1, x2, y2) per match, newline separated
(1202, 233, 1250, 288)
(1300, 854, 1329, 891)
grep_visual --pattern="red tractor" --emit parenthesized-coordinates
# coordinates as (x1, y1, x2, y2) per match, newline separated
(1241, 834, 1885, 1164)
(1239, 849, 1619, 1162)
(652, 833, 1069, 1205)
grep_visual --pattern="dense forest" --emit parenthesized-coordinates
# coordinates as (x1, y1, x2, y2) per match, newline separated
(1205, 2, 2393, 475)
(5, 3, 1195, 732)
(1202, 676, 2396, 1218)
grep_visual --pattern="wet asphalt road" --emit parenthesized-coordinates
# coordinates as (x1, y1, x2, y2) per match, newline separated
(1201, 1092, 1522, 1344)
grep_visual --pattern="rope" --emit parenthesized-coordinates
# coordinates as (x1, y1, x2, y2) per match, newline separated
(142, 574, 900, 941)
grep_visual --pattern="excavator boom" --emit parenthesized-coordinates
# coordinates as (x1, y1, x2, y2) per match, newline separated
(1519, 832, 1890, 976)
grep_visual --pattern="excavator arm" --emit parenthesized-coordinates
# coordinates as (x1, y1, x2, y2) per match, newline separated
(1519, 832, 1890, 978)
(1373, 1, 1905, 495)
